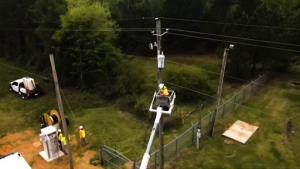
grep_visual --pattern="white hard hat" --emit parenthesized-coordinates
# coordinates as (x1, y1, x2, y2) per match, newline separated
(198, 129, 201, 132)
(79, 126, 83, 129)
(58, 129, 61, 132)
(159, 83, 164, 89)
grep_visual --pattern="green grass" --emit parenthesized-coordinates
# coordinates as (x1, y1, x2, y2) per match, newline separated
(169, 74, 300, 169)
(71, 107, 146, 159)
(0, 55, 243, 162)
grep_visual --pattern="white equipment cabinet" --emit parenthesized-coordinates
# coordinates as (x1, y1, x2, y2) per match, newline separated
(39, 126, 64, 162)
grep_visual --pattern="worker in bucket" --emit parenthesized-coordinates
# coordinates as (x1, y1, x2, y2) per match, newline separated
(79, 125, 86, 147)
(58, 129, 67, 154)
(159, 83, 169, 96)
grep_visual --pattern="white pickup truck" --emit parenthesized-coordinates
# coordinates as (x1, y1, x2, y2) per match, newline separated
(9, 77, 42, 99)
(0, 152, 32, 169)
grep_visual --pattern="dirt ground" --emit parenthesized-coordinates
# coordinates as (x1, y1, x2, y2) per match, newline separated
(0, 130, 103, 169)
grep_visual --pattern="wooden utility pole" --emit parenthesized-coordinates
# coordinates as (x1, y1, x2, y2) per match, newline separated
(155, 18, 164, 169)
(49, 54, 74, 169)
(208, 45, 234, 136)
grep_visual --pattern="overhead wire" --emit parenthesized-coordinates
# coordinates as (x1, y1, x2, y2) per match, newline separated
(169, 28, 300, 48)
(1, 23, 299, 52)
(0, 59, 77, 116)
(163, 59, 266, 86)
(168, 32, 300, 53)
(0, 52, 266, 116)
(0, 61, 50, 80)
(165, 79, 267, 114)
(160, 17, 300, 32)
(0, 27, 157, 32)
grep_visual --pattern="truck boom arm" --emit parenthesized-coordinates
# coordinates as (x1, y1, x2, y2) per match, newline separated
(140, 107, 163, 169)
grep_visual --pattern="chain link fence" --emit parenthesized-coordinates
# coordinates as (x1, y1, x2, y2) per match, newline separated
(100, 74, 268, 169)
(100, 145, 132, 169)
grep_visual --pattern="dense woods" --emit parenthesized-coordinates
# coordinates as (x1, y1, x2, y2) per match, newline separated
(0, 0, 299, 114)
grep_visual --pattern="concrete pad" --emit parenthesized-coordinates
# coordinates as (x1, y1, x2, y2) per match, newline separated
(39, 151, 64, 162)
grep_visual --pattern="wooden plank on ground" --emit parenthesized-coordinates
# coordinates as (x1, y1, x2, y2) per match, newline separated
(222, 120, 259, 144)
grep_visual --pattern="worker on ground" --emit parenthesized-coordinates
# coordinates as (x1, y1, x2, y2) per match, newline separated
(58, 129, 67, 154)
(79, 125, 87, 147)
(57, 129, 62, 151)
(159, 83, 169, 96)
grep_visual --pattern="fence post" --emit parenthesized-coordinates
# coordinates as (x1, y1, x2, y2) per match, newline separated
(234, 94, 237, 110)
(132, 160, 136, 169)
(154, 152, 157, 169)
(192, 125, 195, 145)
(175, 139, 178, 157)
(100, 145, 104, 166)
(221, 103, 225, 118)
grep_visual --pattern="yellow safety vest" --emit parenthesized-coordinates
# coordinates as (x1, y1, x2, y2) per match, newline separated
(162, 87, 169, 96)
(58, 133, 67, 145)
(79, 129, 86, 139)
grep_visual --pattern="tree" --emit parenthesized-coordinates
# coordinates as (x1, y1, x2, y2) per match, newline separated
(55, 0, 122, 94)
(30, 0, 67, 70)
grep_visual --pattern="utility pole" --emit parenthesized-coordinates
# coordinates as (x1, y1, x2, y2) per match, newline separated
(155, 18, 164, 169)
(49, 54, 74, 169)
(208, 44, 234, 136)
(156, 18, 162, 85)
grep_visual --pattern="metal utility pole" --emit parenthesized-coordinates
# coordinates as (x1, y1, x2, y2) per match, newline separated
(208, 44, 234, 136)
(49, 54, 74, 169)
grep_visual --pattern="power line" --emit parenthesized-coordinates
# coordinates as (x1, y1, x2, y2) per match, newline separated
(168, 32, 300, 53)
(171, 60, 269, 88)
(146, 56, 252, 85)
(165, 80, 267, 114)
(0, 27, 157, 32)
(165, 81, 216, 99)
(160, 17, 300, 32)
(0, 61, 50, 80)
(2, 24, 299, 50)
(0, 17, 154, 25)
(170, 28, 300, 48)
(52, 47, 265, 89)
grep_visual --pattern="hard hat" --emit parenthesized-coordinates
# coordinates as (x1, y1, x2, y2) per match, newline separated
(79, 126, 84, 129)
(198, 129, 201, 132)
(58, 129, 61, 133)
(159, 83, 164, 89)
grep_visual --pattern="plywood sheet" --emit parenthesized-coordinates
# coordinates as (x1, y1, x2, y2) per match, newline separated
(222, 120, 259, 144)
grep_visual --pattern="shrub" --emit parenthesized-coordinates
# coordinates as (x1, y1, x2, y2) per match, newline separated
(164, 66, 212, 103)
(117, 60, 153, 117)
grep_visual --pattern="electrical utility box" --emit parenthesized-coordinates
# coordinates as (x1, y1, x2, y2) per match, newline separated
(39, 126, 64, 162)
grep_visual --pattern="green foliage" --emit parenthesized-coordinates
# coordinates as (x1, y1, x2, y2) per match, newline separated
(55, 0, 123, 95)
(164, 67, 212, 103)
(116, 60, 152, 116)
(30, 0, 67, 71)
